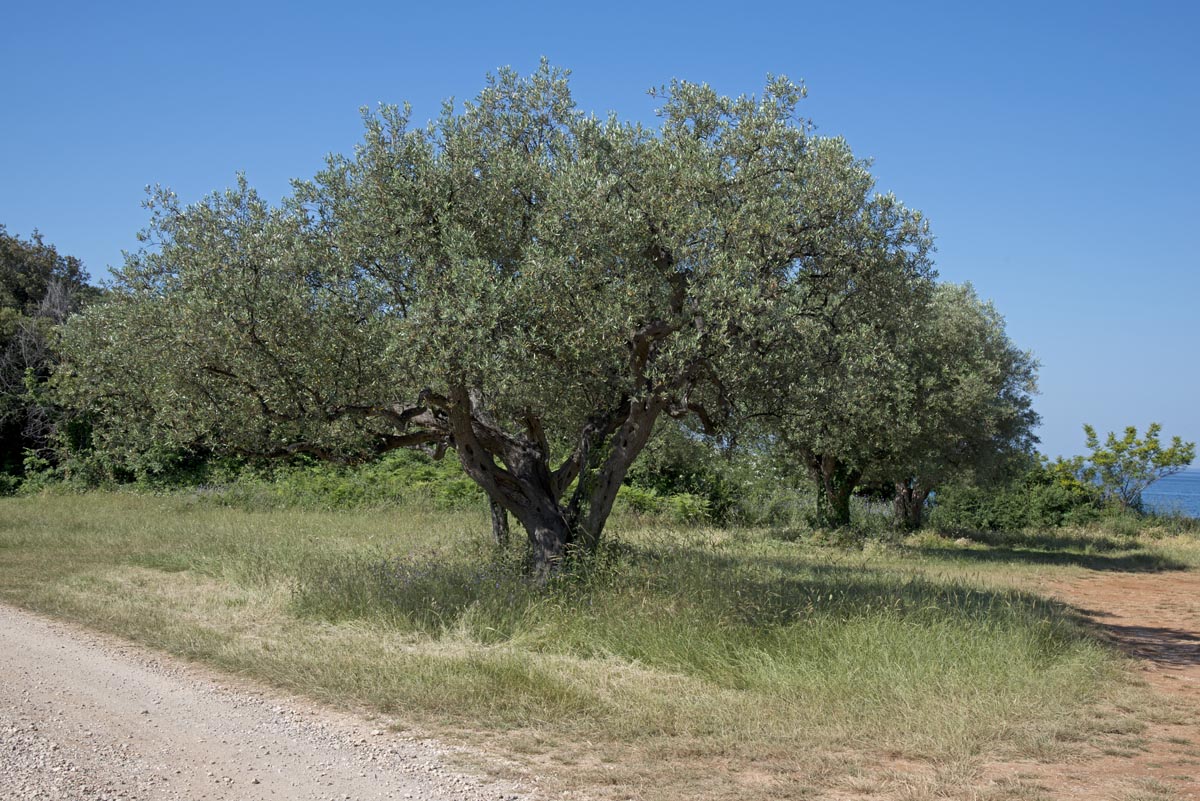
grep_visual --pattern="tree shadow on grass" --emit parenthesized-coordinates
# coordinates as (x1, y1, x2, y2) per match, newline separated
(758, 524, 1191, 573)
(291, 538, 1095, 646)
(1090, 621, 1200, 668)
(908, 545, 1190, 573)
(689, 538, 1200, 673)
(630, 542, 1085, 631)
(646, 538, 1200, 672)
(1064, 601, 1200, 668)
(966, 530, 1135, 552)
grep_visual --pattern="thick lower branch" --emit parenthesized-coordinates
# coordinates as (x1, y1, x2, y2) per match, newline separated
(568, 396, 665, 550)
(550, 402, 630, 499)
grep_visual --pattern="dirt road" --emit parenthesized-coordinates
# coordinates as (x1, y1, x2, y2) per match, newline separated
(0, 604, 528, 801)
(1035, 569, 1200, 800)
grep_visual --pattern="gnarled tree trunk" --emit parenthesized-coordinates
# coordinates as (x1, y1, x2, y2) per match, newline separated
(565, 397, 663, 552)
(444, 386, 665, 579)
(489, 499, 510, 547)
(807, 453, 862, 529)
(893, 479, 929, 530)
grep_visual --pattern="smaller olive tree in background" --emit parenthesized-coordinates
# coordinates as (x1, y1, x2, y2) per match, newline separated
(757, 280, 1039, 531)
(881, 283, 1040, 530)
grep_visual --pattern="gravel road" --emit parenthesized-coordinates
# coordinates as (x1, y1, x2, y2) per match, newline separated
(0, 603, 531, 801)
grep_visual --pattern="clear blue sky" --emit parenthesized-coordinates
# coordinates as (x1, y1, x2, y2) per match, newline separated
(3, 0, 1197, 458)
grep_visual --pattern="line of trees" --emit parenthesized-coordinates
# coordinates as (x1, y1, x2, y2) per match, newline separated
(12, 65, 1046, 575)
(0, 225, 98, 482)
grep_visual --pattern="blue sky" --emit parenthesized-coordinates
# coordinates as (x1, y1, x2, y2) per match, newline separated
(2, 0, 1196, 458)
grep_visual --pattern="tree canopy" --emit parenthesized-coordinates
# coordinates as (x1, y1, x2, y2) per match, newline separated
(61, 64, 958, 571)
(754, 277, 1038, 529)
(1081, 423, 1195, 511)
(882, 283, 1039, 528)
(0, 226, 95, 476)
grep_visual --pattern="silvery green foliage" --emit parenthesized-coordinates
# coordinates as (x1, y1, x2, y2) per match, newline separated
(758, 277, 1037, 529)
(885, 283, 1040, 527)
(59, 64, 933, 569)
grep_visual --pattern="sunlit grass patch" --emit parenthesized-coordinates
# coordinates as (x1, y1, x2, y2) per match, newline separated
(0, 491, 1190, 800)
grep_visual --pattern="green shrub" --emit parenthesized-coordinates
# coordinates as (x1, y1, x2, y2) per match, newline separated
(161, 450, 486, 512)
(665, 492, 711, 525)
(624, 419, 788, 524)
(930, 460, 1104, 533)
(929, 482, 1026, 532)
(615, 484, 664, 516)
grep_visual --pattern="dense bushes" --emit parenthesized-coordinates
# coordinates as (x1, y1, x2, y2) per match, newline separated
(17, 414, 1195, 540)
(929, 460, 1104, 533)
(26, 415, 794, 526)
(209, 452, 486, 511)
(623, 423, 743, 522)
(0, 226, 98, 479)
(622, 421, 815, 527)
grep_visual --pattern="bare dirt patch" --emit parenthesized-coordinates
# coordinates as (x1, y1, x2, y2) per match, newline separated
(983, 570, 1200, 801)
(1040, 570, 1200, 799)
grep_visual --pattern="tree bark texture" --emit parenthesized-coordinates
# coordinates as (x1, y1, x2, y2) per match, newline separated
(489, 499, 510, 547)
(893, 480, 929, 530)
(442, 386, 664, 578)
(808, 453, 861, 529)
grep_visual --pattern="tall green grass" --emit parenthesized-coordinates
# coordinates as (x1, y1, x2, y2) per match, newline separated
(1, 491, 1189, 798)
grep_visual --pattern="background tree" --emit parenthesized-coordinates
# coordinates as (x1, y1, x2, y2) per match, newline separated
(1081, 423, 1195, 512)
(58, 64, 934, 575)
(0, 225, 95, 479)
(756, 279, 1036, 531)
(882, 283, 1039, 529)
(758, 245, 933, 528)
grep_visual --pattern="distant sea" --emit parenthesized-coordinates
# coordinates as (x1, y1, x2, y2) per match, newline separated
(1142, 470, 1200, 518)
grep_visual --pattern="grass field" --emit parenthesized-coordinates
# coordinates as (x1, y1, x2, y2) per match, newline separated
(1, 491, 1196, 800)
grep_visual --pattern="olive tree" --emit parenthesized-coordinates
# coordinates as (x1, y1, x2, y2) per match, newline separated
(744, 197, 934, 528)
(759, 281, 1037, 530)
(883, 283, 1039, 529)
(59, 64, 927, 574)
